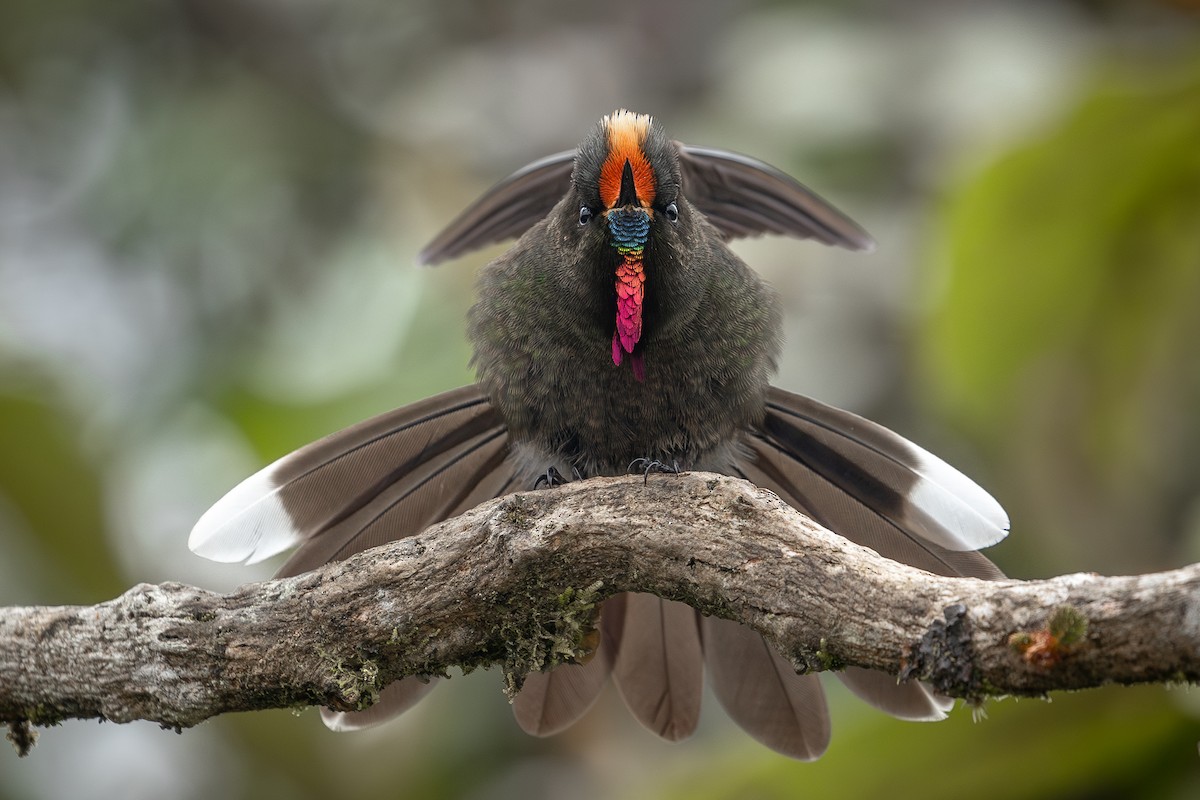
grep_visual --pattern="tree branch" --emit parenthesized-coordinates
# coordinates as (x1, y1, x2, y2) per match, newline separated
(3, 473, 1198, 756)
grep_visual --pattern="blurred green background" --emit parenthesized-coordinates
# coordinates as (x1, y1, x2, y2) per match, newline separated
(2, 1, 1200, 798)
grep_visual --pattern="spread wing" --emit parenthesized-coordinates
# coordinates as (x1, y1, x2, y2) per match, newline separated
(188, 384, 520, 575)
(675, 144, 875, 251)
(188, 384, 523, 732)
(737, 386, 1008, 579)
(417, 150, 576, 266)
(719, 386, 1006, 732)
(416, 143, 872, 265)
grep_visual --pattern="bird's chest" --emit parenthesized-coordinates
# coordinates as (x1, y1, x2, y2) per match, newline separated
(469, 241, 778, 477)
(485, 322, 762, 477)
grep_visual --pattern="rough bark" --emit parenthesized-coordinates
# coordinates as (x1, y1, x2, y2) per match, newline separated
(2, 473, 1198, 756)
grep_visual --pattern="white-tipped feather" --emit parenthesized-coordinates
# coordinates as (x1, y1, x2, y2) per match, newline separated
(320, 678, 438, 732)
(835, 667, 951, 722)
(764, 389, 1010, 555)
(187, 455, 302, 564)
(904, 447, 1010, 551)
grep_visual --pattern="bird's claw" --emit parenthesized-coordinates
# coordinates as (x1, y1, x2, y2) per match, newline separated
(533, 465, 584, 489)
(534, 467, 566, 489)
(628, 458, 682, 485)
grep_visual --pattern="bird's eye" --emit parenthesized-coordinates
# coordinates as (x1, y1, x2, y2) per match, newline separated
(578, 206, 593, 225)
(665, 202, 679, 223)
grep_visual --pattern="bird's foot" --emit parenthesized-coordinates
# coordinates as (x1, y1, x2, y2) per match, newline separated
(533, 465, 584, 489)
(628, 458, 682, 485)
(534, 467, 566, 489)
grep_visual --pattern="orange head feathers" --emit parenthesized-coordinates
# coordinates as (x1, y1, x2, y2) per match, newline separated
(598, 110, 657, 209)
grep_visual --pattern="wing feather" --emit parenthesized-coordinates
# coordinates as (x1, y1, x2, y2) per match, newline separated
(417, 150, 576, 266)
(190, 384, 524, 731)
(740, 387, 1008, 576)
(676, 144, 875, 250)
(734, 386, 1004, 720)
(188, 384, 520, 576)
(415, 142, 874, 265)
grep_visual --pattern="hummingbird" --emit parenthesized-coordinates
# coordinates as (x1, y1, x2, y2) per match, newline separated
(189, 109, 1008, 759)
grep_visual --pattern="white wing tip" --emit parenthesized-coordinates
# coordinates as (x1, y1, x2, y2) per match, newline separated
(319, 709, 356, 732)
(188, 466, 302, 564)
(908, 450, 1010, 552)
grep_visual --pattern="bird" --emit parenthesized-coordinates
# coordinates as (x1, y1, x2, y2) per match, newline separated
(189, 109, 1009, 760)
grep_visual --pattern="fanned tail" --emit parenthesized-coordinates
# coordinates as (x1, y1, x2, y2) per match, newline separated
(189, 385, 525, 730)
(189, 383, 1008, 741)
(717, 385, 1008, 733)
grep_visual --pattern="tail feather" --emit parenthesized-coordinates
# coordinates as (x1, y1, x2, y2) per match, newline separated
(189, 386, 522, 730)
(320, 677, 439, 732)
(612, 594, 703, 741)
(190, 382, 1006, 742)
(835, 667, 951, 722)
(513, 594, 624, 736)
(702, 615, 830, 761)
(729, 386, 1005, 728)
(741, 387, 1006, 580)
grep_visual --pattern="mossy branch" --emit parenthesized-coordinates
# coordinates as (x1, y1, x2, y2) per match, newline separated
(2, 473, 1199, 756)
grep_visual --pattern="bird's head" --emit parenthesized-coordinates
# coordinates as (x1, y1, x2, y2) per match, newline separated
(424, 108, 872, 383)
(571, 110, 684, 381)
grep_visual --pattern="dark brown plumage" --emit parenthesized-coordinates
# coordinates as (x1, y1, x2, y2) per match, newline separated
(190, 109, 1007, 758)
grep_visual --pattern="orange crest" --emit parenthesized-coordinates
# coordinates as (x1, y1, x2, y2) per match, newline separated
(598, 110, 657, 209)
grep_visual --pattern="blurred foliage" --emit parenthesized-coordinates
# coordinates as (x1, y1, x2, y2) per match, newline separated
(924, 53, 1200, 575)
(0, 389, 120, 603)
(659, 686, 1200, 800)
(2, 1, 1200, 799)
